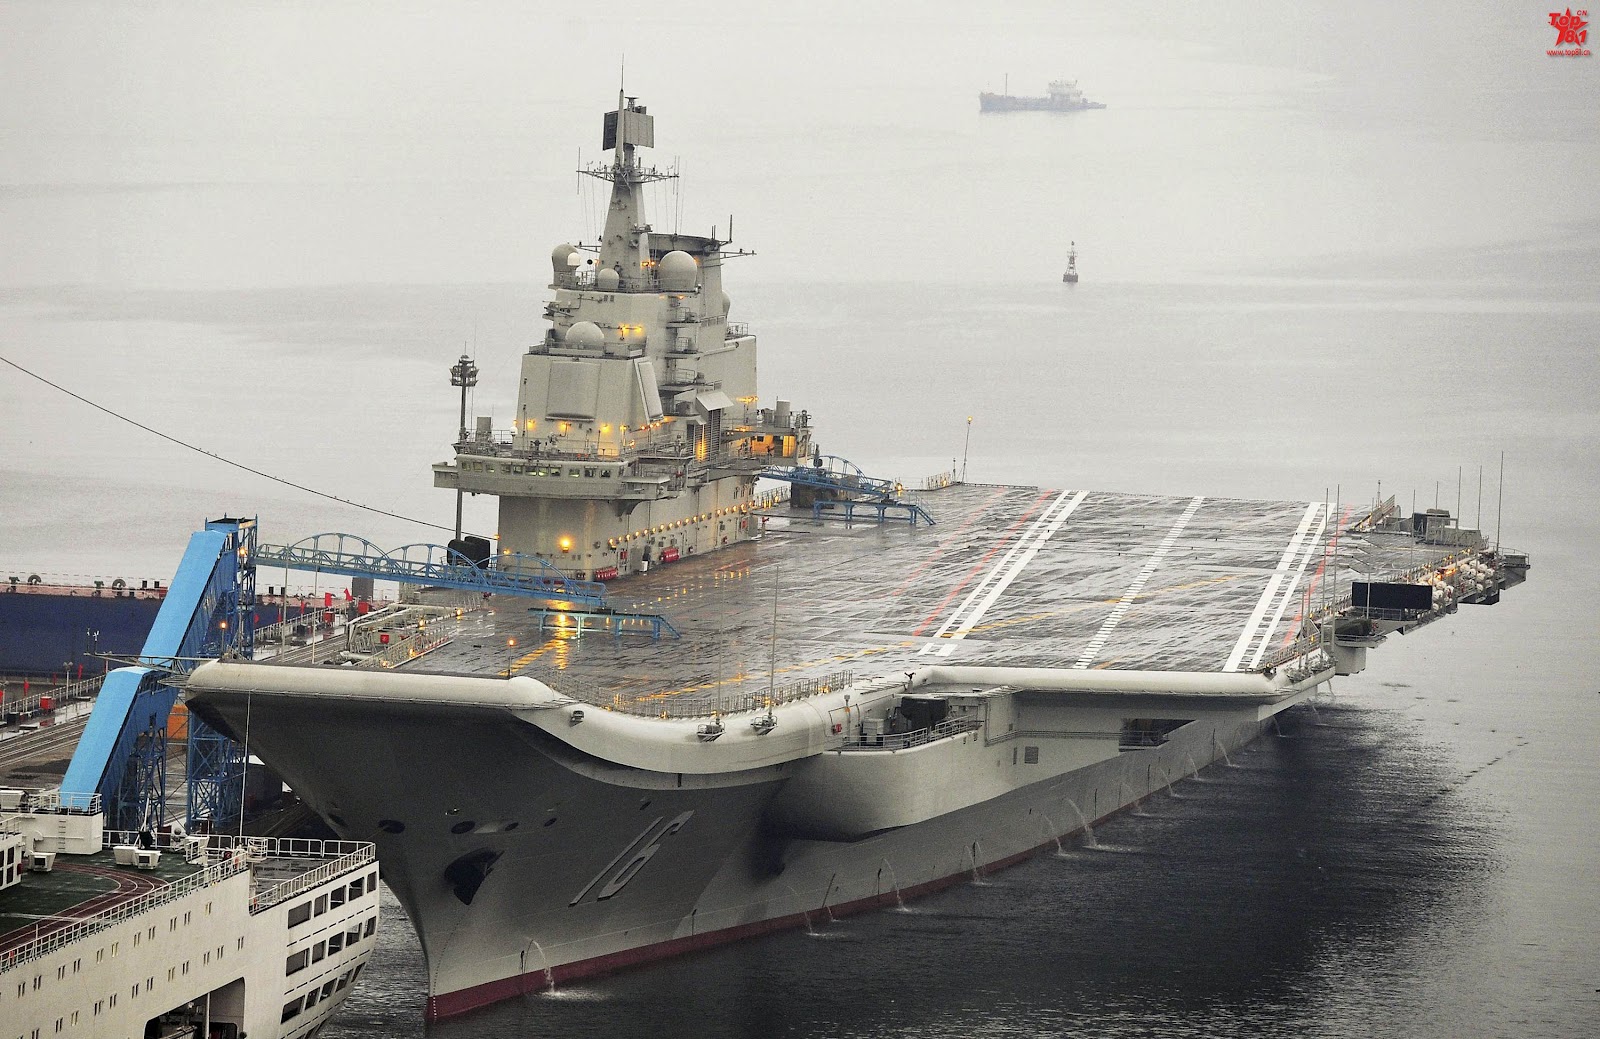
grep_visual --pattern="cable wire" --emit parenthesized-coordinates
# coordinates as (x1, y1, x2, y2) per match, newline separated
(1, 352, 470, 537)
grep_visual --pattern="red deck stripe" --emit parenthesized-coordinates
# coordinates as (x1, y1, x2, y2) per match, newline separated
(909, 490, 1053, 637)
(889, 487, 1009, 596)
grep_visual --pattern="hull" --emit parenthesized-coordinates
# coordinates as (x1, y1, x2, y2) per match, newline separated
(189, 674, 1296, 1021)
(0, 587, 161, 677)
(979, 93, 1106, 112)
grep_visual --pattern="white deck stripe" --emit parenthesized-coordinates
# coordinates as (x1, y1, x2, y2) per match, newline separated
(1246, 505, 1329, 669)
(934, 489, 1089, 656)
(919, 490, 1078, 655)
(1222, 501, 1324, 672)
(1071, 496, 1205, 669)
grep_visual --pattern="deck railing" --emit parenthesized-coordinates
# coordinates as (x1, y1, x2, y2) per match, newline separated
(1, 674, 105, 720)
(1254, 546, 1490, 672)
(363, 627, 456, 669)
(1, 856, 248, 975)
(840, 716, 983, 752)
(246, 842, 376, 913)
(90, 832, 377, 915)
(587, 669, 855, 719)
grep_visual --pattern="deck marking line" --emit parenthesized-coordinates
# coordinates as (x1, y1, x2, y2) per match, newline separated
(909, 490, 1053, 638)
(1276, 504, 1355, 650)
(891, 487, 1010, 595)
(934, 489, 1089, 656)
(920, 490, 1077, 653)
(917, 490, 1073, 651)
(1223, 501, 1323, 672)
(1071, 496, 1205, 669)
(1248, 505, 1329, 668)
(933, 490, 1074, 636)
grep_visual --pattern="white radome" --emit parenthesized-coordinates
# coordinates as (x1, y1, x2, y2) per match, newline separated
(564, 320, 605, 350)
(658, 250, 698, 291)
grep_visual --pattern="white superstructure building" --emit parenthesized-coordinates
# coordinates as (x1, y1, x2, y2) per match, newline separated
(1, 789, 377, 1039)
(434, 92, 812, 579)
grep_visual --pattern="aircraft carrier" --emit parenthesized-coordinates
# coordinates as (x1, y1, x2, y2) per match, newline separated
(184, 94, 1529, 1022)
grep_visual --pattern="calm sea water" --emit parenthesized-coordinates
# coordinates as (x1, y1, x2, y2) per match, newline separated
(2, 2, 1596, 1035)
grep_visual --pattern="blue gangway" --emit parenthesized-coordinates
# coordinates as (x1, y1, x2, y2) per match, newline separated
(60, 520, 254, 832)
(761, 455, 936, 527)
(255, 533, 606, 608)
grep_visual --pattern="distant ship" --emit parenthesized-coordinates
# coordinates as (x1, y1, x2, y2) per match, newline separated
(1064, 241, 1080, 283)
(980, 78, 1106, 113)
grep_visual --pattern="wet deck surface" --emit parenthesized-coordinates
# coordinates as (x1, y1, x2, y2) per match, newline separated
(415, 485, 1458, 706)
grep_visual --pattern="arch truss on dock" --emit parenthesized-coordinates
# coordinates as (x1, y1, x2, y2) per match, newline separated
(255, 533, 607, 608)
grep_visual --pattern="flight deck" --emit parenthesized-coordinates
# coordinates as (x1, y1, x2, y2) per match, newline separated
(413, 484, 1477, 711)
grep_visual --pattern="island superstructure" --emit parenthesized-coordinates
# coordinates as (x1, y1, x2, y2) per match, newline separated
(433, 92, 812, 580)
(184, 95, 1530, 1025)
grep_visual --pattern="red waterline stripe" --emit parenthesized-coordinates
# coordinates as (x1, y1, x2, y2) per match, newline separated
(423, 732, 1265, 1026)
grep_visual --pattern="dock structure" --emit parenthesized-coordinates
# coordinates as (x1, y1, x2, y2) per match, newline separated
(760, 454, 937, 527)
(58, 519, 256, 833)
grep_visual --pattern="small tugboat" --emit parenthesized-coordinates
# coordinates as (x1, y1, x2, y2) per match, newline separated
(980, 78, 1106, 113)
(1063, 241, 1080, 284)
